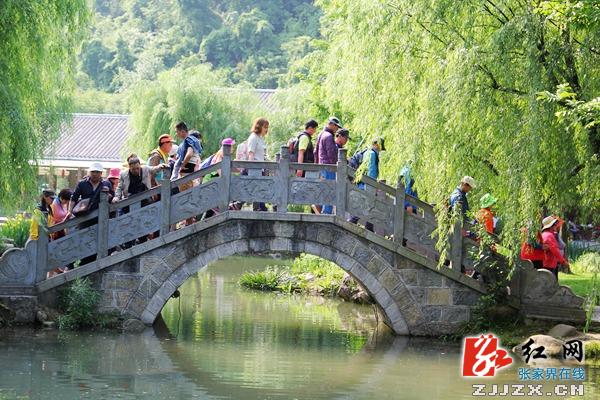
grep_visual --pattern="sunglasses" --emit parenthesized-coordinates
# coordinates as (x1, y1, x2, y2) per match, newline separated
(159, 140, 172, 146)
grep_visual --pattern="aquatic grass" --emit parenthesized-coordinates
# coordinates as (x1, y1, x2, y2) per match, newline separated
(238, 267, 282, 291)
(239, 254, 347, 297)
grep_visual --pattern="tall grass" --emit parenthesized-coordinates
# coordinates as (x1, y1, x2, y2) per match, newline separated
(0, 214, 30, 248)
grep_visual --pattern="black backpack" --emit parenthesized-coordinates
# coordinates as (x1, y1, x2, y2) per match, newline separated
(348, 148, 368, 170)
(288, 132, 311, 162)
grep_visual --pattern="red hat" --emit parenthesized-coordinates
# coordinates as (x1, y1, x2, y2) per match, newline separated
(108, 168, 121, 180)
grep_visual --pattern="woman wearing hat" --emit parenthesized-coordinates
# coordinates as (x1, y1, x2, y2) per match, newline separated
(29, 189, 56, 240)
(540, 216, 569, 280)
(476, 193, 497, 234)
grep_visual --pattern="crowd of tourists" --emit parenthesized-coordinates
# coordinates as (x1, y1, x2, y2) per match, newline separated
(32, 117, 569, 281)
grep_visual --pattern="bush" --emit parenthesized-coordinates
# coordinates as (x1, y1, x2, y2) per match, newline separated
(0, 214, 30, 248)
(57, 278, 101, 330)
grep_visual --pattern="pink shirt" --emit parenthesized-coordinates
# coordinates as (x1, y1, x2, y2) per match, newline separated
(50, 199, 69, 226)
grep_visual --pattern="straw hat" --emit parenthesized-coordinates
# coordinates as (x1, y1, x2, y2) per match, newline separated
(541, 216, 558, 231)
(461, 176, 476, 189)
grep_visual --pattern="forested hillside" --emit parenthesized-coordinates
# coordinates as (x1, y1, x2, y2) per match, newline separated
(77, 0, 321, 91)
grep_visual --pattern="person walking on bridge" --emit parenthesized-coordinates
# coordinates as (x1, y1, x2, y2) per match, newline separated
(449, 176, 476, 219)
(348, 137, 385, 230)
(319, 128, 350, 215)
(148, 134, 174, 187)
(476, 193, 497, 235)
(290, 119, 318, 177)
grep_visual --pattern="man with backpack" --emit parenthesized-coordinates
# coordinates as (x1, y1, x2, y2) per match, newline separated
(348, 138, 386, 231)
(289, 119, 318, 177)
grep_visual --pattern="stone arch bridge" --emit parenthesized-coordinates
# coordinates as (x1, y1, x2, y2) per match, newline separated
(0, 146, 585, 335)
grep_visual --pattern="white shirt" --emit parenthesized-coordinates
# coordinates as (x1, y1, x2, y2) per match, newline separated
(247, 132, 267, 161)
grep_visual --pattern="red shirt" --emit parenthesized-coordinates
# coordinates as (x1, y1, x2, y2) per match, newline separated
(541, 231, 567, 269)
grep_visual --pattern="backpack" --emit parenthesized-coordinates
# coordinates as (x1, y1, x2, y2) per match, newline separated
(235, 140, 249, 161)
(289, 132, 314, 163)
(348, 148, 368, 170)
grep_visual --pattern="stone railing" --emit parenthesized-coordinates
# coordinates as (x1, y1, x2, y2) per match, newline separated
(0, 145, 509, 289)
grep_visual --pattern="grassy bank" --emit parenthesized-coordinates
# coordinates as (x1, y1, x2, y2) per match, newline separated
(239, 254, 349, 297)
(559, 252, 600, 300)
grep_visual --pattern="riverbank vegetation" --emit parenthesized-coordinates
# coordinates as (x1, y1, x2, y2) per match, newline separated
(57, 278, 119, 330)
(238, 254, 371, 303)
(239, 254, 345, 296)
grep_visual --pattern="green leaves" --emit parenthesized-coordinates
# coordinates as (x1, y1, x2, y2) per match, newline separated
(0, 0, 89, 212)
(295, 0, 599, 266)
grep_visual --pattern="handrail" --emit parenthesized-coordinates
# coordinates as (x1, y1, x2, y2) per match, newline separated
(288, 162, 338, 172)
(108, 186, 162, 212)
(231, 160, 279, 170)
(33, 145, 486, 287)
(169, 161, 223, 189)
(48, 209, 99, 233)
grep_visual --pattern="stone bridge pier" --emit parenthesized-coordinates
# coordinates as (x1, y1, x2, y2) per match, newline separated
(91, 216, 484, 336)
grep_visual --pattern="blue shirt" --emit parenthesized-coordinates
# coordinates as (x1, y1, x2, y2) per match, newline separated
(177, 135, 203, 162)
(449, 186, 469, 216)
(71, 177, 113, 211)
(367, 148, 379, 180)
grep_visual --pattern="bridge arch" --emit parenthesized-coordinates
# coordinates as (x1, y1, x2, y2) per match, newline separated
(100, 218, 429, 335)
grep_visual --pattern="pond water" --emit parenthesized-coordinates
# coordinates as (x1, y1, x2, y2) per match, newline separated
(0, 256, 598, 399)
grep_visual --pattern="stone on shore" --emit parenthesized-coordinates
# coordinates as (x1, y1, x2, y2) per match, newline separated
(547, 324, 580, 339)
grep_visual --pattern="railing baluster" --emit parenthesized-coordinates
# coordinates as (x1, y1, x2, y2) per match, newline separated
(278, 145, 290, 213)
(97, 190, 109, 259)
(220, 144, 232, 211)
(336, 148, 348, 217)
(159, 169, 171, 236)
(394, 176, 406, 244)
(35, 213, 49, 283)
(451, 219, 464, 270)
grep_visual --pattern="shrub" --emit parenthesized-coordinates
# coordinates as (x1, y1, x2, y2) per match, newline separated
(57, 278, 101, 330)
(0, 214, 30, 248)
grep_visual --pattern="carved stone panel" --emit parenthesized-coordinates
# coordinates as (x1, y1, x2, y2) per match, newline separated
(48, 226, 97, 268)
(347, 187, 393, 231)
(108, 203, 161, 248)
(170, 180, 221, 223)
(230, 176, 279, 203)
(0, 241, 36, 286)
(404, 214, 437, 252)
(289, 179, 336, 205)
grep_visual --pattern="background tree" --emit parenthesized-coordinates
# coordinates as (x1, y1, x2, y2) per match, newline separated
(0, 0, 88, 212)
(128, 65, 268, 157)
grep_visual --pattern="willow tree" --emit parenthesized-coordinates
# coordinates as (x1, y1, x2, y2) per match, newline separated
(0, 0, 89, 211)
(304, 0, 599, 259)
(128, 65, 267, 157)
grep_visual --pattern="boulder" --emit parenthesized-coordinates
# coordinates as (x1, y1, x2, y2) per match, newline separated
(36, 310, 49, 323)
(122, 318, 147, 333)
(548, 324, 580, 339)
(512, 335, 565, 361)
